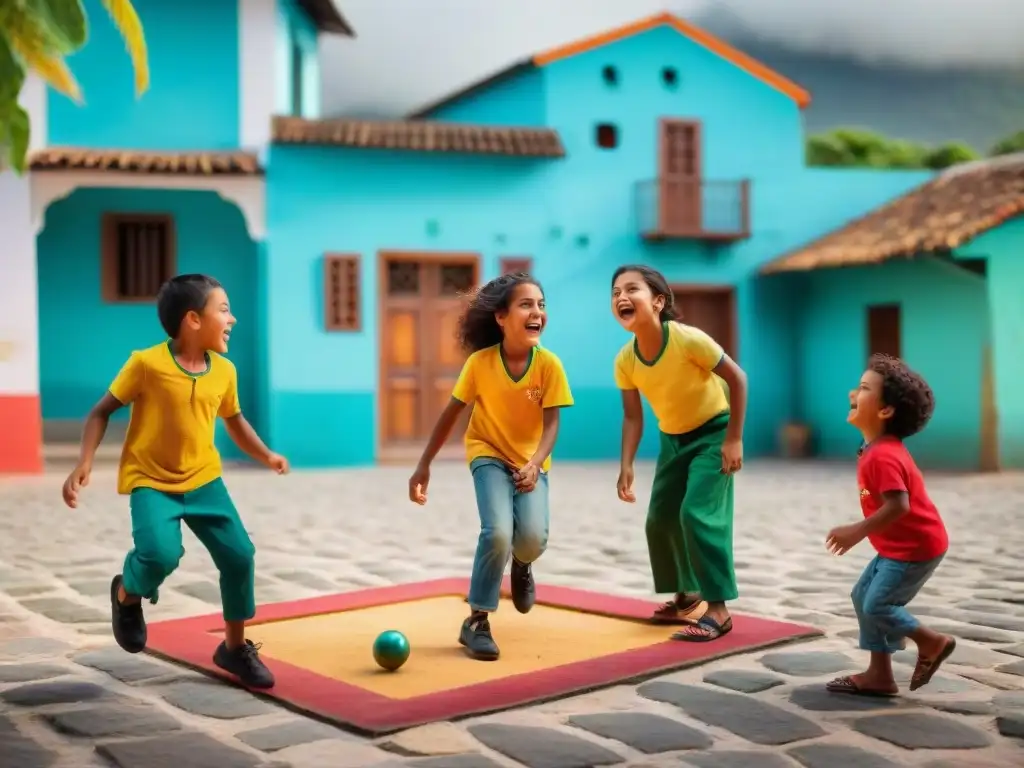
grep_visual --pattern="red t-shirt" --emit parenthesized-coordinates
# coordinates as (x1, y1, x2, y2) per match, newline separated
(857, 437, 948, 561)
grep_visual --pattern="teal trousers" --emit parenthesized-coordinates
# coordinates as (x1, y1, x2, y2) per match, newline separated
(122, 478, 256, 621)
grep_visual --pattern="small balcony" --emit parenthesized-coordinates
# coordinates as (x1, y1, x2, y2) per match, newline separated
(635, 177, 751, 241)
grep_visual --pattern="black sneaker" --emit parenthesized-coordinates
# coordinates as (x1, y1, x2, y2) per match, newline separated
(110, 575, 146, 653)
(213, 640, 275, 689)
(510, 558, 536, 614)
(459, 613, 500, 661)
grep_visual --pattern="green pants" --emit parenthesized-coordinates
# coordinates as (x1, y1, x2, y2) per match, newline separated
(646, 413, 738, 603)
(122, 478, 256, 622)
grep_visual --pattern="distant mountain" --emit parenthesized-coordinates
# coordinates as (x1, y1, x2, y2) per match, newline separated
(695, 11, 1024, 152)
(737, 40, 1024, 151)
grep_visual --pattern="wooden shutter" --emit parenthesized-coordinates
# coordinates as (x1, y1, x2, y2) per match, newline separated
(324, 254, 361, 331)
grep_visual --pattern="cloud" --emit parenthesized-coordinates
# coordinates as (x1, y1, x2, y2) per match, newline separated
(320, 0, 1024, 117)
(711, 0, 1024, 70)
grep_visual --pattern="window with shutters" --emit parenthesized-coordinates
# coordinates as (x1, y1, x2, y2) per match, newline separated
(101, 214, 176, 303)
(499, 256, 533, 276)
(324, 254, 361, 331)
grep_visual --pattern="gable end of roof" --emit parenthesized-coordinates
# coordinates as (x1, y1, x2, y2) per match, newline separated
(407, 12, 809, 119)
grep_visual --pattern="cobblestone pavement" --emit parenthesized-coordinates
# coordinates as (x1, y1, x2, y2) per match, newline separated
(1, 459, 1023, 767)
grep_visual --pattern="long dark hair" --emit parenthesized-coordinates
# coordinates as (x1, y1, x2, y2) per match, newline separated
(611, 264, 679, 322)
(457, 272, 543, 353)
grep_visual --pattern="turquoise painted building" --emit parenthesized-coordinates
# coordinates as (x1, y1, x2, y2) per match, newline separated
(7, 6, 1019, 474)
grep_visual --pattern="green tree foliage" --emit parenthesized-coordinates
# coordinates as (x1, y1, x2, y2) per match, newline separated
(806, 127, 982, 170)
(988, 130, 1024, 157)
(0, 0, 148, 174)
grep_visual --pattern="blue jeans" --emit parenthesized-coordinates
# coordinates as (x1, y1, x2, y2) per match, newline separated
(852, 554, 944, 654)
(467, 457, 550, 612)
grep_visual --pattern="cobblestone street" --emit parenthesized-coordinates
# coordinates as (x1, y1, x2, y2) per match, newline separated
(1, 459, 1023, 767)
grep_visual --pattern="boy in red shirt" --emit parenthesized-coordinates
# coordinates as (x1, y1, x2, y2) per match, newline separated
(824, 354, 955, 697)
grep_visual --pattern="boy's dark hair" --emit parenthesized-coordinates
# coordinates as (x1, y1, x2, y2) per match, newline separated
(156, 274, 223, 338)
(456, 272, 542, 353)
(611, 264, 680, 322)
(870, 353, 935, 439)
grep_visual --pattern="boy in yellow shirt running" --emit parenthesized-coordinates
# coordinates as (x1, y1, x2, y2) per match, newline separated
(62, 274, 288, 689)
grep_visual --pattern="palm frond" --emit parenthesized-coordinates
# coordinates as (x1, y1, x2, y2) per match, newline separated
(7, 25, 81, 102)
(101, 0, 148, 96)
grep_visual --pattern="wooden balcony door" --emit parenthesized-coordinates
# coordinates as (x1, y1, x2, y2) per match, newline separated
(379, 253, 479, 458)
(659, 119, 702, 235)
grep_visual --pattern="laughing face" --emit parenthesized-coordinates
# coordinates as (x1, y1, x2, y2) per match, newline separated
(497, 282, 546, 348)
(196, 287, 236, 354)
(848, 369, 892, 432)
(611, 270, 664, 331)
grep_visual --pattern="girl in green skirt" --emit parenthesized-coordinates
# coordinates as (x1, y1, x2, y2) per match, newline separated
(611, 265, 748, 642)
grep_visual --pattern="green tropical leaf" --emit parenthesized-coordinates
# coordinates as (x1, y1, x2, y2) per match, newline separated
(0, 31, 27, 104)
(16, 0, 86, 54)
(37, 0, 88, 50)
(7, 102, 30, 174)
(0, 99, 31, 174)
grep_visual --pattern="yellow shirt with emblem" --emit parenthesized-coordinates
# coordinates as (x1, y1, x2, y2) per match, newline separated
(614, 321, 729, 435)
(452, 345, 574, 471)
(108, 341, 242, 495)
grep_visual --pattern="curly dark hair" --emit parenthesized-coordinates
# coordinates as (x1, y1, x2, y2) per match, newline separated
(456, 272, 543, 353)
(869, 353, 935, 439)
(611, 264, 681, 322)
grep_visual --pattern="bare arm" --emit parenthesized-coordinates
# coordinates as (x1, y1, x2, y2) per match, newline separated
(859, 491, 911, 534)
(620, 389, 644, 468)
(223, 413, 273, 465)
(528, 407, 562, 468)
(714, 354, 748, 442)
(416, 397, 468, 469)
(78, 393, 125, 468)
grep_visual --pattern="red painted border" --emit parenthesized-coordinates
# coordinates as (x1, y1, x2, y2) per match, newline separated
(146, 578, 821, 735)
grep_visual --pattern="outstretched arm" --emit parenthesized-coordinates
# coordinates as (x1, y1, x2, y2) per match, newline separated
(223, 413, 274, 466)
(416, 397, 467, 469)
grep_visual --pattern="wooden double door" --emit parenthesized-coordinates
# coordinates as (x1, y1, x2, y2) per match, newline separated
(379, 253, 479, 455)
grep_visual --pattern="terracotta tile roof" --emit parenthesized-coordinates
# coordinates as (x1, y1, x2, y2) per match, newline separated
(28, 148, 263, 175)
(297, 0, 355, 36)
(271, 116, 566, 158)
(761, 156, 1024, 274)
(408, 12, 810, 119)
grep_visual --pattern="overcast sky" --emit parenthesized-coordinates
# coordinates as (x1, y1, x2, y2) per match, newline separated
(320, 0, 1024, 118)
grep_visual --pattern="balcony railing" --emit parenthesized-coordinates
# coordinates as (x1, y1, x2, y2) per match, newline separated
(635, 177, 751, 241)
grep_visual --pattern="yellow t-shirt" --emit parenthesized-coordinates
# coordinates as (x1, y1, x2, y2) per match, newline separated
(109, 341, 242, 495)
(614, 321, 729, 435)
(452, 345, 574, 471)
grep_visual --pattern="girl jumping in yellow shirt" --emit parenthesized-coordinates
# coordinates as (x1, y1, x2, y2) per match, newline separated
(409, 272, 573, 660)
(612, 265, 748, 643)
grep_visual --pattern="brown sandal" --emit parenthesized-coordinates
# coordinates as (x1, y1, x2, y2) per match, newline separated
(650, 595, 708, 625)
(910, 636, 956, 692)
(825, 675, 899, 697)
